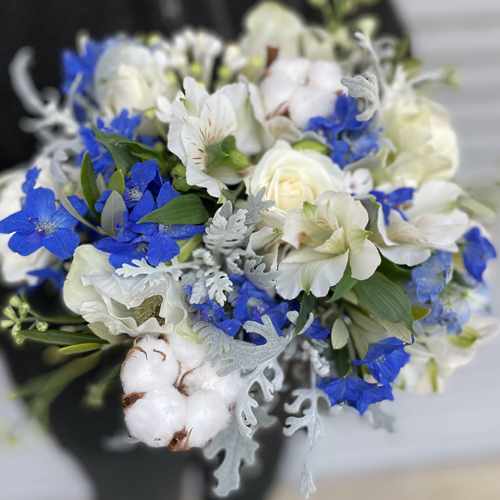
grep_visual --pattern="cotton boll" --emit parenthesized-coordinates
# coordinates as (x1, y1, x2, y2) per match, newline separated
(168, 334, 207, 372)
(181, 362, 242, 406)
(121, 336, 179, 393)
(184, 390, 231, 448)
(124, 388, 187, 448)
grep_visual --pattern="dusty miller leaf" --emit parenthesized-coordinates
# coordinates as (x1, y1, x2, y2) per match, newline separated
(205, 269, 233, 306)
(204, 417, 258, 497)
(204, 202, 249, 255)
(341, 72, 380, 121)
(195, 315, 290, 376)
(243, 188, 273, 226)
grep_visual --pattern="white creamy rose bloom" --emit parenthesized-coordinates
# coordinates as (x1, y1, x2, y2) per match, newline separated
(260, 58, 344, 128)
(375, 181, 469, 266)
(121, 334, 241, 449)
(94, 41, 177, 117)
(380, 93, 459, 187)
(246, 140, 346, 212)
(63, 245, 187, 341)
(277, 191, 381, 299)
(168, 77, 264, 198)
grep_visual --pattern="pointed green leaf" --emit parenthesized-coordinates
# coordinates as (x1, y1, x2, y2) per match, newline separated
(331, 271, 358, 302)
(108, 169, 125, 193)
(93, 129, 137, 173)
(355, 272, 413, 327)
(16, 329, 106, 346)
(58, 343, 103, 355)
(295, 292, 316, 334)
(80, 153, 100, 216)
(100, 190, 126, 235)
(139, 193, 209, 225)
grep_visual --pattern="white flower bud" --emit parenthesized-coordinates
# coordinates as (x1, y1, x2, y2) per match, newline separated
(121, 336, 179, 394)
(184, 390, 231, 448)
(123, 388, 187, 448)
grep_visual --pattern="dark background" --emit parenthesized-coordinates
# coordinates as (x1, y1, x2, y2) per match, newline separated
(0, 1, 405, 499)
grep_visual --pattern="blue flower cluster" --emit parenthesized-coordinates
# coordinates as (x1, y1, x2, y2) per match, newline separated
(407, 251, 470, 334)
(462, 227, 496, 282)
(62, 38, 107, 96)
(189, 275, 329, 342)
(0, 168, 85, 261)
(371, 187, 415, 225)
(95, 161, 204, 268)
(307, 94, 380, 168)
(319, 337, 409, 414)
(80, 110, 141, 180)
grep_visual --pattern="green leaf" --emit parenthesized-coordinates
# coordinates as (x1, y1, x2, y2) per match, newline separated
(100, 190, 126, 235)
(355, 272, 413, 327)
(80, 153, 100, 216)
(411, 304, 430, 321)
(331, 318, 349, 349)
(139, 193, 209, 225)
(330, 271, 358, 302)
(292, 138, 329, 155)
(331, 346, 351, 377)
(108, 169, 125, 194)
(58, 343, 104, 355)
(16, 329, 106, 346)
(295, 292, 316, 334)
(93, 129, 137, 173)
(177, 234, 202, 262)
(378, 258, 411, 284)
(84, 364, 121, 409)
(23, 351, 102, 424)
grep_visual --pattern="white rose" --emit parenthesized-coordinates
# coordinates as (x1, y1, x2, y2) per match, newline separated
(380, 94, 459, 187)
(63, 245, 187, 341)
(246, 141, 346, 212)
(260, 58, 344, 128)
(94, 42, 177, 117)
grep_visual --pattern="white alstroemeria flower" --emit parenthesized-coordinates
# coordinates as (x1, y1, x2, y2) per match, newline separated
(399, 315, 498, 394)
(63, 245, 187, 341)
(167, 77, 263, 198)
(277, 192, 381, 299)
(121, 334, 242, 449)
(94, 41, 178, 117)
(246, 140, 346, 212)
(379, 88, 459, 187)
(344, 168, 374, 196)
(375, 181, 469, 266)
(260, 57, 344, 128)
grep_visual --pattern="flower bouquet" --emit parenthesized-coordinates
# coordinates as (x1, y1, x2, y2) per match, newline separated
(0, 1, 497, 497)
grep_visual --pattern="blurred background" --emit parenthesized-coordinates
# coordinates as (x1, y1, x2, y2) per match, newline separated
(0, 1, 499, 499)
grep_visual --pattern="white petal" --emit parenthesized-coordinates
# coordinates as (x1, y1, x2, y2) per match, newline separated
(379, 244, 430, 266)
(349, 239, 380, 280)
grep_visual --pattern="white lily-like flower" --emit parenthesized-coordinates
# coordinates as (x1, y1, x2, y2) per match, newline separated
(167, 77, 264, 198)
(277, 191, 381, 299)
(374, 180, 469, 266)
(399, 315, 498, 394)
(260, 57, 344, 129)
(63, 245, 188, 341)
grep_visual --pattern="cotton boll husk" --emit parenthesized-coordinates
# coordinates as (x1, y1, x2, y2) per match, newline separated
(124, 388, 187, 448)
(184, 390, 231, 448)
(121, 336, 179, 393)
(181, 361, 243, 406)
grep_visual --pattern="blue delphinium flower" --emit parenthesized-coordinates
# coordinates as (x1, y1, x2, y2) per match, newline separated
(353, 337, 410, 385)
(62, 39, 108, 95)
(124, 161, 159, 207)
(80, 110, 142, 179)
(95, 179, 204, 268)
(462, 227, 496, 282)
(307, 94, 380, 168)
(318, 376, 394, 415)
(22, 167, 40, 194)
(408, 251, 452, 303)
(371, 188, 415, 225)
(0, 188, 83, 260)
